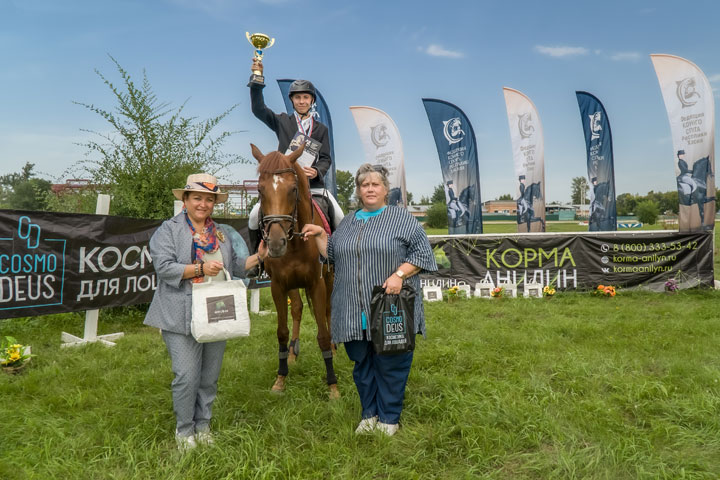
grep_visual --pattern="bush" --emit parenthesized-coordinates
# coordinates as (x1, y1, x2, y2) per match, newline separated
(425, 202, 448, 229)
(636, 200, 659, 225)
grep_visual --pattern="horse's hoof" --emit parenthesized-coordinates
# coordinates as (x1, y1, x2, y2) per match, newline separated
(271, 375, 286, 394)
(288, 352, 297, 365)
(328, 384, 340, 400)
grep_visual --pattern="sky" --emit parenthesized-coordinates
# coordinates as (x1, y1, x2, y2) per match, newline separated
(1, 0, 719, 204)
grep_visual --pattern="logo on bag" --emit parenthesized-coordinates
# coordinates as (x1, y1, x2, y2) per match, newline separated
(442, 117, 465, 145)
(518, 113, 535, 139)
(676, 77, 700, 108)
(589, 111, 602, 141)
(370, 123, 390, 149)
(383, 307, 405, 335)
(206, 295, 236, 323)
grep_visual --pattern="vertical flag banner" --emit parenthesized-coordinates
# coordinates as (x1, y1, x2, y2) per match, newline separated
(421, 98, 483, 234)
(349, 106, 407, 207)
(277, 79, 337, 196)
(576, 91, 617, 231)
(650, 54, 716, 232)
(503, 87, 546, 232)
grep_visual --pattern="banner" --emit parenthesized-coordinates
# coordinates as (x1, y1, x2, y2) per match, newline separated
(349, 106, 407, 207)
(576, 91, 617, 231)
(278, 79, 337, 196)
(650, 54, 716, 232)
(422, 98, 483, 234)
(503, 87, 546, 232)
(0, 210, 251, 320)
(421, 231, 713, 293)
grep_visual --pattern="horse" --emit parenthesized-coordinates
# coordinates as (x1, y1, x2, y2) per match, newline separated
(250, 143, 339, 399)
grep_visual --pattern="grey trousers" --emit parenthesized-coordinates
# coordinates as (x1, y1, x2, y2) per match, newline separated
(162, 330, 226, 437)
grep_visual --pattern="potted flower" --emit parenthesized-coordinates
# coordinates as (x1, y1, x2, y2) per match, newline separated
(592, 285, 617, 297)
(664, 278, 679, 293)
(1, 336, 34, 374)
(490, 286, 505, 298)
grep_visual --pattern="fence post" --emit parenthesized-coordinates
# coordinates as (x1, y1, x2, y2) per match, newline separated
(61, 194, 125, 348)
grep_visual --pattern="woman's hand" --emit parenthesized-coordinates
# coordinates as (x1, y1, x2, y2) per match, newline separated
(302, 166, 318, 179)
(257, 240, 268, 260)
(382, 273, 403, 295)
(301, 224, 323, 239)
(203, 260, 224, 277)
(252, 58, 263, 74)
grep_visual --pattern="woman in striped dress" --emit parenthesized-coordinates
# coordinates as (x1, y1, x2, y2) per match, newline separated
(302, 164, 437, 436)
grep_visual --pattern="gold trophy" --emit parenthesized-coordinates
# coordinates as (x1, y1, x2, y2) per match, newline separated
(246, 32, 275, 86)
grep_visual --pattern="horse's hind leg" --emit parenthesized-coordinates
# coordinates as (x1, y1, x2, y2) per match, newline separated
(307, 281, 339, 399)
(271, 284, 290, 393)
(288, 289, 303, 364)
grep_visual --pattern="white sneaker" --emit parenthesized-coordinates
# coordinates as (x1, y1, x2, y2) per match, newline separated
(376, 422, 399, 436)
(355, 416, 378, 434)
(175, 433, 197, 452)
(195, 430, 214, 446)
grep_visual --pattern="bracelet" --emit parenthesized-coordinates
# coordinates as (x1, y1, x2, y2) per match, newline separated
(200, 263, 205, 276)
(194, 263, 200, 277)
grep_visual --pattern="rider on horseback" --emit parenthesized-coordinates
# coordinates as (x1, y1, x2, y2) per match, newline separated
(247, 58, 344, 275)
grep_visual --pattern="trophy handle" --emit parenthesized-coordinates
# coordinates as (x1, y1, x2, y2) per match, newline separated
(266, 38, 275, 48)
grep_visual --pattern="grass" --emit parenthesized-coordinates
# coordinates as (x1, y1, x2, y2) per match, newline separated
(2, 289, 720, 479)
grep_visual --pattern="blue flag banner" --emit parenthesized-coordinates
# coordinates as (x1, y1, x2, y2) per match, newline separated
(277, 79, 336, 196)
(576, 91, 617, 231)
(422, 98, 483, 234)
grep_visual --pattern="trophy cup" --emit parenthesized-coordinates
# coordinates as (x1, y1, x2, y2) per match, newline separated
(246, 32, 275, 86)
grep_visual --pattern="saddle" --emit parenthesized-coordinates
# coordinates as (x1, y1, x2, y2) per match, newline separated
(311, 194, 333, 234)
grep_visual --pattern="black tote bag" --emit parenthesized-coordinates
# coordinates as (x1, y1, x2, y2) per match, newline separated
(369, 284, 416, 355)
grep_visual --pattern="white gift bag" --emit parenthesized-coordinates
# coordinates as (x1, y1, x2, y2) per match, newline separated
(191, 268, 250, 343)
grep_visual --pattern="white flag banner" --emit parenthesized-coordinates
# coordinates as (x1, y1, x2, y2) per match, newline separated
(349, 106, 407, 207)
(503, 87, 546, 232)
(651, 54, 716, 232)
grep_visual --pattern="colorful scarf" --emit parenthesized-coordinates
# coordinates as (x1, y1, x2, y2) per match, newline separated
(185, 213, 219, 283)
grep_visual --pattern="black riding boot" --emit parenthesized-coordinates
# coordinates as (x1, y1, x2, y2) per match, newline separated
(247, 228, 263, 278)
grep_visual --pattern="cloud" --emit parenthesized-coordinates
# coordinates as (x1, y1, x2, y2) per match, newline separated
(534, 45, 588, 58)
(610, 51, 642, 61)
(422, 44, 464, 59)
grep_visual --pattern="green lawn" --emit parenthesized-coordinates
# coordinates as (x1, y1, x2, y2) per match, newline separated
(2, 289, 720, 479)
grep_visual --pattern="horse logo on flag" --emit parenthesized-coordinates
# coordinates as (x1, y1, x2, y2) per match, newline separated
(442, 117, 465, 145)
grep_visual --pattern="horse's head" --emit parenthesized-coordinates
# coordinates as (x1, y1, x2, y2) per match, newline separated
(251, 143, 305, 258)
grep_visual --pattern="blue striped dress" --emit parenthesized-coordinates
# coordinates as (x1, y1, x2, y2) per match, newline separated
(327, 206, 437, 343)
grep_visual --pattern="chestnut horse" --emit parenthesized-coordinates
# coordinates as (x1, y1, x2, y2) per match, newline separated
(251, 143, 338, 398)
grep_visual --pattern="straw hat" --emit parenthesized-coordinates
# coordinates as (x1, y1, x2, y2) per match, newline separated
(172, 173, 229, 203)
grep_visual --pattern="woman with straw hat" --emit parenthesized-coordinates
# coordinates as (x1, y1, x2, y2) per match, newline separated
(145, 173, 268, 452)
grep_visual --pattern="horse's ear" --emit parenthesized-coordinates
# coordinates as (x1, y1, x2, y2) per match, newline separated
(251, 143, 264, 163)
(286, 142, 305, 165)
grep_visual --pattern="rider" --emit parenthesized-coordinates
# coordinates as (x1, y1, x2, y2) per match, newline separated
(247, 58, 344, 267)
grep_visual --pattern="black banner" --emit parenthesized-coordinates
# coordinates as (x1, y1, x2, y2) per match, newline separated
(0, 210, 251, 320)
(422, 231, 714, 293)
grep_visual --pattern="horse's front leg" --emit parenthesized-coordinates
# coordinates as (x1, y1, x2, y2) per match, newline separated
(288, 289, 303, 364)
(307, 280, 339, 399)
(271, 283, 290, 393)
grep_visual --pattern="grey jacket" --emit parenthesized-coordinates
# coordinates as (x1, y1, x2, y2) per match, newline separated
(144, 213, 249, 335)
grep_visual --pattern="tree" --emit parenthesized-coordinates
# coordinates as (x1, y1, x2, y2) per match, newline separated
(636, 200, 659, 224)
(496, 193, 513, 201)
(406, 191, 414, 205)
(74, 56, 246, 219)
(571, 176, 589, 204)
(335, 169, 355, 213)
(616, 193, 637, 216)
(425, 202, 448, 229)
(431, 184, 445, 204)
(0, 162, 51, 211)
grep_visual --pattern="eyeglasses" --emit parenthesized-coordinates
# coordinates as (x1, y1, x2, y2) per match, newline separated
(371, 164, 388, 176)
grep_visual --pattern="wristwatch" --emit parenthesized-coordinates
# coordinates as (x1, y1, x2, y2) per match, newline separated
(394, 269, 405, 279)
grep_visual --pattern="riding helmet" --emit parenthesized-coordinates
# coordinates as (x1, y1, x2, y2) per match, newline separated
(288, 80, 316, 102)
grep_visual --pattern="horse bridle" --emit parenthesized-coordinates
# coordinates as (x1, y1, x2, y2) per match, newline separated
(259, 167, 302, 242)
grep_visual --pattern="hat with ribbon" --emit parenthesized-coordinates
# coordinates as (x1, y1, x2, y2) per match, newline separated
(172, 173, 229, 203)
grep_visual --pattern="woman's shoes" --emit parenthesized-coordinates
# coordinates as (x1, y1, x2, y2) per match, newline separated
(376, 422, 399, 436)
(355, 416, 378, 434)
(175, 433, 197, 452)
(195, 430, 214, 446)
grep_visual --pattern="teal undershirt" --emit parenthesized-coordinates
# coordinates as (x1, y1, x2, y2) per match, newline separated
(355, 206, 387, 329)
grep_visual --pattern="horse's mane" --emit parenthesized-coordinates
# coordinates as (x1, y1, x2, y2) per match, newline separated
(257, 151, 292, 175)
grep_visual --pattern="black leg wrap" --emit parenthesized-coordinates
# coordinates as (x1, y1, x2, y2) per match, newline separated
(278, 345, 289, 377)
(322, 351, 337, 385)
